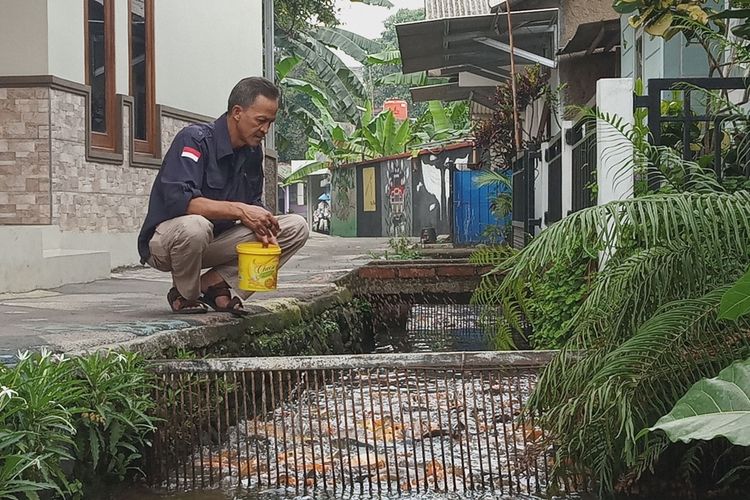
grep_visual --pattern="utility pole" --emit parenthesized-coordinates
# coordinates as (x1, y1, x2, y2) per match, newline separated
(503, 0, 521, 152)
(263, 0, 276, 151)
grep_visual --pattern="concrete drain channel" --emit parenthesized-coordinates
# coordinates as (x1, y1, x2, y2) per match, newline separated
(145, 261, 567, 498)
(149, 352, 555, 497)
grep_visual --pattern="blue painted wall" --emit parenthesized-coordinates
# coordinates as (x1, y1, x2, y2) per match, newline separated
(452, 169, 510, 245)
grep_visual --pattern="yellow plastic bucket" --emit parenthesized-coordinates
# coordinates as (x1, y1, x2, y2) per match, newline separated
(236, 242, 281, 292)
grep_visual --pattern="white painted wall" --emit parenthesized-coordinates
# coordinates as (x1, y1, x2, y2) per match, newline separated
(47, 0, 86, 84)
(154, 0, 264, 117)
(536, 143, 548, 231)
(596, 78, 634, 205)
(114, 0, 130, 95)
(0, 0, 49, 77)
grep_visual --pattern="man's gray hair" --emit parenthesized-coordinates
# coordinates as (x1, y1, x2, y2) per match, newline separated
(227, 77, 280, 112)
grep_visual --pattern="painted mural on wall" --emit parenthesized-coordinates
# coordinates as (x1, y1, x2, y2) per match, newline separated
(381, 158, 412, 237)
(412, 147, 470, 236)
(330, 167, 357, 237)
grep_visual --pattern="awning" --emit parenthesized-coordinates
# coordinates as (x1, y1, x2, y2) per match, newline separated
(410, 83, 496, 110)
(558, 19, 620, 55)
(396, 8, 559, 76)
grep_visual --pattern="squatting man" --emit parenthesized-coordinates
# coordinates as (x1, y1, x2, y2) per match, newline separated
(137, 77, 309, 315)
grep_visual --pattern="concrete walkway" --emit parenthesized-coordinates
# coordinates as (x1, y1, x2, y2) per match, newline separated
(0, 233, 389, 362)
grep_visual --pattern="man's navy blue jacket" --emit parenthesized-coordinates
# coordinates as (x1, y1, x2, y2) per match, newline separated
(137, 113, 264, 263)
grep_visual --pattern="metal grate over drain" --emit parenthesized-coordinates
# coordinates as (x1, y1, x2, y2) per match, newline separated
(148, 352, 565, 496)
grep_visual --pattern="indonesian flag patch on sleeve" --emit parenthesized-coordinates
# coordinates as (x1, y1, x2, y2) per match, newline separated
(181, 146, 201, 162)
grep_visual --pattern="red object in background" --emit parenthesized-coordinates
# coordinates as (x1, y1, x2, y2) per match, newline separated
(383, 99, 408, 120)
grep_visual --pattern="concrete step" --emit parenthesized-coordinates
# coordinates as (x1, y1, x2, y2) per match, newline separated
(41, 249, 111, 289)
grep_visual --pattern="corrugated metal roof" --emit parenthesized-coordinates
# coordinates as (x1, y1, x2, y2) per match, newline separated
(425, 0, 496, 19)
(397, 9, 558, 74)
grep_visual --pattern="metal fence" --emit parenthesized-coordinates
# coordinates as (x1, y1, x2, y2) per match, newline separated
(634, 77, 750, 186)
(511, 149, 540, 249)
(148, 351, 566, 496)
(567, 118, 597, 213)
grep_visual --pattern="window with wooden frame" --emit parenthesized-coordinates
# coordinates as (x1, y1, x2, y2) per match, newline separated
(85, 0, 117, 150)
(130, 0, 156, 154)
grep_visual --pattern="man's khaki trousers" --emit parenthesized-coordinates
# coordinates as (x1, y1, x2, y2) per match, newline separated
(146, 214, 309, 301)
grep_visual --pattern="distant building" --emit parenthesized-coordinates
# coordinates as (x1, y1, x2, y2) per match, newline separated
(383, 99, 408, 120)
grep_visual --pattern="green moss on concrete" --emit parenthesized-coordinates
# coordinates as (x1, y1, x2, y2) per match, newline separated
(201, 294, 372, 358)
(243, 299, 372, 356)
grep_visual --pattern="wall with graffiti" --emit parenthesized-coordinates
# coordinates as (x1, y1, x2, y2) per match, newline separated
(330, 168, 357, 237)
(413, 147, 470, 236)
(381, 158, 412, 237)
(329, 144, 476, 239)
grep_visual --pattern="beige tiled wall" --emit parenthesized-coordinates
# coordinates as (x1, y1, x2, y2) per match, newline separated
(0, 87, 51, 224)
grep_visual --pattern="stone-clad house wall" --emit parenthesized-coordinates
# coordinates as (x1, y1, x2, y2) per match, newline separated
(0, 80, 278, 232)
(50, 88, 165, 232)
(0, 87, 52, 225)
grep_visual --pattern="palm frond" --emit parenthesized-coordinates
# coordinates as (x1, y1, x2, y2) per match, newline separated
(532, 287, 750, 491)
(473, 169, 512, 190)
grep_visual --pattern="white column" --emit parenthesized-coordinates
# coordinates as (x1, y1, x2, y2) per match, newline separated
(536, 143, 548, 231)
(560, 119, 574, 217)
(596, 78, 634, 205)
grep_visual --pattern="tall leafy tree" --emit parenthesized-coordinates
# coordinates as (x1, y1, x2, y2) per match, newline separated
(364, 8, 426, 115)
(274, 0, 393, 161)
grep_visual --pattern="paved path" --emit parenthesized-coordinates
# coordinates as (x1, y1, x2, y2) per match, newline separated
(0, 234, 389, 361)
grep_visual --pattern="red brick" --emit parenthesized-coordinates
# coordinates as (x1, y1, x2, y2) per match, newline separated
(397, 267, 437, 278)
(435, 265, 476, 277)
(358, 266, 397, 279)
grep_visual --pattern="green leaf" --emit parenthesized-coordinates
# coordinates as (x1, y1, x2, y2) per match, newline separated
(473, 169, 512, 190)
(312, 27, 377, 63)
(392, 118, 412, 152)
(282, 78, 331, 105)
(376, 72, 449, 86)
(710, 8, 750, 19)
(281, 162, 328, 186)
(719, 265, 750, 320)
(108, 421, 124, 453)
(650, 357, 750, 446)
(367, 49, 402, 65)
(275, 55, 301, 81)
(428, 100, 451, 132)
(287, 37, 363, 122)
(89, 429, 100, 469)
(644, 11, 674, 36)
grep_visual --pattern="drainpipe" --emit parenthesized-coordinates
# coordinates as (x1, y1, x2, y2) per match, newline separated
(263, 0, 276, 151)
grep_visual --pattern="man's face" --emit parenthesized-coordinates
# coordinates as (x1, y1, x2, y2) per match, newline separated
(232, 95, 279, 147)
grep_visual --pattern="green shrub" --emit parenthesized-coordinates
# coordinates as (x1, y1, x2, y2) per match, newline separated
(0, 350, 157, 498)
(526, 247, 595, 349)
(71, 352, 156, 485)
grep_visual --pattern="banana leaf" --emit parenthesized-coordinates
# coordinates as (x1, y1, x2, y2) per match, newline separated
(649, 357, 750, 446)
(367, 50, 402, 65)
(281, 161, 328, 186)
(720, 265, 750, 320)
(276, 55, 301, 81)
(428, 100, 451, 133)
(312, 27, 375, 63)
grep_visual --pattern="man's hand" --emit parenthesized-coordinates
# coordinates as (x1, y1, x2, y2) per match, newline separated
(234, 203, 280, 246)
(186, 198, 280, 246)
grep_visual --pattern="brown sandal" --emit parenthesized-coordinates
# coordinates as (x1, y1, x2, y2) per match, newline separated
(200, 282, 249, 317)
(167, 287, 208, 314)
